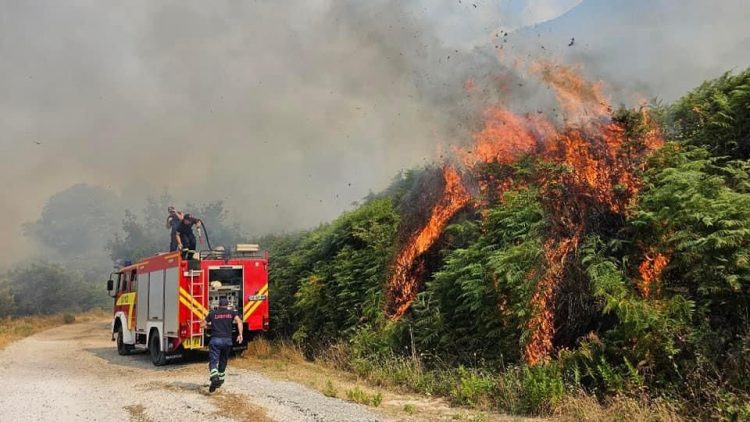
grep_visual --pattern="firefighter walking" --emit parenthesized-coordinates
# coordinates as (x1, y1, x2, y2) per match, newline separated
(201, 297, 243, 392)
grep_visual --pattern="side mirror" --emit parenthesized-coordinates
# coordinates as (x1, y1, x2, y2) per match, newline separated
(107, 279, 114, 291)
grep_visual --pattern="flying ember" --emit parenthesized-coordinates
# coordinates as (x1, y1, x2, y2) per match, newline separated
(386, 63, 664, 364)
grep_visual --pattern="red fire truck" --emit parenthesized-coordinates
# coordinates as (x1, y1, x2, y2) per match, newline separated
(106, 244, 269, 365)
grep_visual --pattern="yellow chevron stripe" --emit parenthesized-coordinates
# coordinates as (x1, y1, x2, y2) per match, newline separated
(179, 287, 208, 319)
(243, 303, 260, 321)
(180, 294, 206, 319)
(242, 284, 268, 321)
(179, 296, 206, 320)
(179, 295, 208, 319)
(243, 285, 266, 313)
(244, 285, 269, 320)
(179, 287, 208, 317)
(243, 284, 268, 312)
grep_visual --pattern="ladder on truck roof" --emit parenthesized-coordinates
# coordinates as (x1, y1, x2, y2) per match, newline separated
(186, 268, 206, 349)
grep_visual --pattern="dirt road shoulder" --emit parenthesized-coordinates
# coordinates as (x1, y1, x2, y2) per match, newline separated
(0, 319, 384, 422)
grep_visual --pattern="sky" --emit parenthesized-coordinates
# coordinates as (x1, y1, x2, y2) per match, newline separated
(1, 0, 747, 267)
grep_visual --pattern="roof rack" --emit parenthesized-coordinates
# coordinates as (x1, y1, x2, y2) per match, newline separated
(197, 246, 266, 260)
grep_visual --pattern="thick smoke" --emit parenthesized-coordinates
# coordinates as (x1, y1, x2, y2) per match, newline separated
(0, 0, 462, 265)
(509, 0, 750, 103)
(1, 0, 748, 267)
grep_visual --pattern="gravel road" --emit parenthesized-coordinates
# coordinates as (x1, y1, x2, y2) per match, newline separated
(0, 320, 384, 422)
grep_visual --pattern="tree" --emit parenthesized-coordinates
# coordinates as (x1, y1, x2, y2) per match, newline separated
(0, 282, 15, 317)
(24, 184, 122, 257)
(0, 261, 105, 316)
(185, 200, 245, 249)
(107, 194, 248, 262)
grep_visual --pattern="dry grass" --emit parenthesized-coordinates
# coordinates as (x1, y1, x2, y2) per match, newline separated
(553, 392, 684, 422)
(123, 404, 154, 422)
(238, 340, 693, 421)
(0, 309, 109, 350)
(244, 337, 306, 363)
(209, 390, 271, 422)
(236, 339, 525, 421)
(143, 380, 271, 421)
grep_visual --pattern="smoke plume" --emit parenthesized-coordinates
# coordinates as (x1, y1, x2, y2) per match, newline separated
(1, 0, 748, 266)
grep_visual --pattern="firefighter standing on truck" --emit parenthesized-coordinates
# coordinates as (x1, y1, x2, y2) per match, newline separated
(201, 297, 243, 392)
(175, 214, 203, 255)
(166, 206, 183, 252)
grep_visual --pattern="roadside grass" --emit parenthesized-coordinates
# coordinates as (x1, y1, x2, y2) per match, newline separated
(0, 309, 109, 350)
(237, 338, 531, 421)
(345, 386, 383, 407)
(552, 392, 683, 422)
(238, 338, 685, 421)
(323, 379, 338, 398)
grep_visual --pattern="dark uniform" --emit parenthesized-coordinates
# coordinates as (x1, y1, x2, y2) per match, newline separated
(168, 216, 181, 252)
(205, 300, 239, 390)
(176, 215, 198, 252)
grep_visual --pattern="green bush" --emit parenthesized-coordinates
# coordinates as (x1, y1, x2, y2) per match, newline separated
(322, 380, 337, 398)
(345, 386, 382, 407)
(667, 68, 750, 159)
(520, 363, 566, 414)
(449, 366, 496, 408)
(62, 313, 76, 324)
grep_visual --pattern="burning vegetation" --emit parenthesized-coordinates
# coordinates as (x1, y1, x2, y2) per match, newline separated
(263, 66, 750, 419)
(386, 63, 663, 364)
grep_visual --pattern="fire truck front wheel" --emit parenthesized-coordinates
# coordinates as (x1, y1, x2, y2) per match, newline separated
(149, 331, 167, 366)
(115, 326, 133, 356)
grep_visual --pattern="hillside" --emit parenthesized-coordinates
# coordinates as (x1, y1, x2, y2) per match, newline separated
(262, 67, 750, 420)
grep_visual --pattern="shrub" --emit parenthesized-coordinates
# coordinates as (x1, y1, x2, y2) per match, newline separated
(63, 313, 75, 324)
(371, 392, 383, 407)
(322, 380, 337, 398)
(521, 363, 566, 414)
(449, 366, 496, 408)
(345, 386, 382, 406)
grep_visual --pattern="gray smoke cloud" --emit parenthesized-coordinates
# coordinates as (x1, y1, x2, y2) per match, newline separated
(1, 0, 748, 267)
(0, 0, 457, 265)
(508, 0, 750, 103)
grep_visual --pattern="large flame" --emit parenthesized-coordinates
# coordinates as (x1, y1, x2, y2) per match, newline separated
(387, 166, 471, 318)
(386, 62, 664, 364)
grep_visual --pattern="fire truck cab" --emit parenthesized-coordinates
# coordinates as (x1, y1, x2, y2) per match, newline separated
(106, 244, 269, 366)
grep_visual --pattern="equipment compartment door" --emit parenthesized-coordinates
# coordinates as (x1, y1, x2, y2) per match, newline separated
(148, 270, 165, 321)
(164, 267, 179, 335)
(136, 272, 149, 331)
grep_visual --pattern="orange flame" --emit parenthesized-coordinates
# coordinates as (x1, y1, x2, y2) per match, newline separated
(387, 166, 471, 318)
(524, 235, 580, 365)
(638, 252, 669, 298)
(532, 62, 610, 121)
(386, 63, 664, 365)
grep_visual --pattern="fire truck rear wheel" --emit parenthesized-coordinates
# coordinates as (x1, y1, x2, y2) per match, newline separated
(116, 326, 133, 356)
(149, 332, 167, 366)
